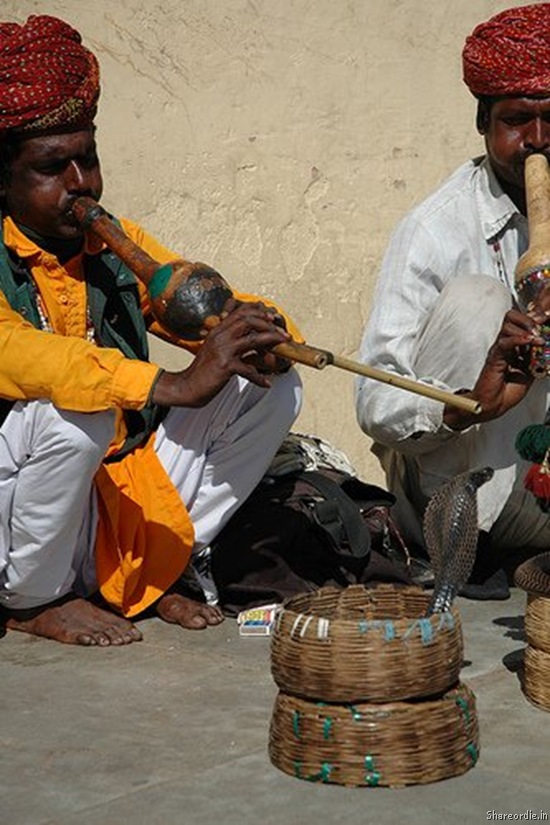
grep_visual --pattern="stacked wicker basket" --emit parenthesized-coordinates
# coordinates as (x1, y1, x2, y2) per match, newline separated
(515, 554, 550, 712)
(522, 594, 550, 711)
(268, 583, 479, 787)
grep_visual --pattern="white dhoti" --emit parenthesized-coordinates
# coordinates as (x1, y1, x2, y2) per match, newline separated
(0, 369, 302, 609)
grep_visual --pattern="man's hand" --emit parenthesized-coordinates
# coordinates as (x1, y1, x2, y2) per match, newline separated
(214, 299, 292, 375)
(443, 307, 543, 430)
(151, 301, 293, 407)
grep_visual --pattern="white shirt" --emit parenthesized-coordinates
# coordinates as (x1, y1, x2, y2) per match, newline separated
(355, 156, 550, 533)
(356, 156, 529, 447)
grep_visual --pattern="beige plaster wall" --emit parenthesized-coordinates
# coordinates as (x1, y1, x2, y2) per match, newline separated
(3, 0, 536, 482)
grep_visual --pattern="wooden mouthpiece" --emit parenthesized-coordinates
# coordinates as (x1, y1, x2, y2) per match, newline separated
(72, 197, 160, 283)
(72, 196, 233, 340)
(515, 154, 550, 295)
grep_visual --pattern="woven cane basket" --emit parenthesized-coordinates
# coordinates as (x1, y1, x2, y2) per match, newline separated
(523, 646, 550, 711)
(521, 594, 550, 711)
(524, 594, 550, 654)
(271, 584, 463, 702)
(268, 682, 479, 788)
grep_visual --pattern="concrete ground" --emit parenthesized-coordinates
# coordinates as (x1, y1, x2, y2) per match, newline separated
(1, 587, 549, 825)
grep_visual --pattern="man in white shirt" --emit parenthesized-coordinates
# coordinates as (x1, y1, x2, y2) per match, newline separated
(356, 3, 550, 595)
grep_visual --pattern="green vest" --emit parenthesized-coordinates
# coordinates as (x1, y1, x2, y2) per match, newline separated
(0, 216, 167, 460)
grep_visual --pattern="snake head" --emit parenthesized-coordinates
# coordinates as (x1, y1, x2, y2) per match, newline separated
(468, 466, 494, 490)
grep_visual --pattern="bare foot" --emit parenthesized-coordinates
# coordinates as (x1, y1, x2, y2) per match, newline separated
(156, 592, 224, 629)
(4, 597, 142, 646)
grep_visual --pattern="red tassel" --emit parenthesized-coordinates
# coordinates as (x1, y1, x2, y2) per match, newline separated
(524, 461, 550, 502)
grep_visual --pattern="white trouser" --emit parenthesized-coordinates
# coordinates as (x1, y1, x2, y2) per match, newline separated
(0, 369, 302, 610)
(0, 401, 114, 609)
(154, 370, 302, 551)
(376, 275, 550, 551)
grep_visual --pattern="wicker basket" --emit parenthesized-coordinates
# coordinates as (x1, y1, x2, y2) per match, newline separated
(524, 594, 550, 654)
(522, 593, 550, 711)
(269, 682, 479, 788)
(271, 584, 463, 702)
(515, 559, 550, 712)
(523, 646, 550, 712)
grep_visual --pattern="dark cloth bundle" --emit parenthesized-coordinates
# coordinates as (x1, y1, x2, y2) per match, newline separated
(210, 434, 412, 616)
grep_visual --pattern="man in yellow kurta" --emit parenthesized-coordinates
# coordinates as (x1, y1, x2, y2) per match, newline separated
(0, 15, 302, 645)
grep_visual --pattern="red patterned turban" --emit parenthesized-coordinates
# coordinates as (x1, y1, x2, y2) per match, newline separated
(463, 3, 550, 97)
(0, 15, 100, 137)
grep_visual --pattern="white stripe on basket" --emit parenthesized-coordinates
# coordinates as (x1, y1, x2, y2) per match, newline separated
(299, 615, 314, 637)
(290, 614, 305, 638)
(317, 617, 330, 639)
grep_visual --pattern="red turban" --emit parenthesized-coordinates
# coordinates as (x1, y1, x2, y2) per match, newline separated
(0, 15, 100, 137)
(463, 3, 550, 97)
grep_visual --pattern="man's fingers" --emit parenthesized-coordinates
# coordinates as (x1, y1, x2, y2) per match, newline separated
(234, 361, 273, 388)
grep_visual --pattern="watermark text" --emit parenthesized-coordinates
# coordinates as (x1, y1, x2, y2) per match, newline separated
(487, 813, 548, 822)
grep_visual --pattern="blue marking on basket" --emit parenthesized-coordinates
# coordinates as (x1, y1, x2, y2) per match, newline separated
(402, 617, 434, 644)
(419, 618, 434, 643)
(349, 704, 362, 721)
(455, 695, 471, 723)
(466, 742, 479, 764)
(294, 761, 333, 783)
(357, 619, 395, 640)
(455, 693, 478, 764)
(323, 717, 333, 740)
(292, 710, 301, 739)
(357, 614, 455, 642)
(437, 611, 455, 631)
(383, 620, 395, 640)
(364, 755, 381, 786)
(315, 763, 332, 783)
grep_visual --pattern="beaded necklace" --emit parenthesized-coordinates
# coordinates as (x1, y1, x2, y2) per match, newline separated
(12, 223, 97, 343)
(33, 282, 96, 343)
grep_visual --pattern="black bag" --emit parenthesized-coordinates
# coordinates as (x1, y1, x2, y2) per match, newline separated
(210, 434, 412, 615)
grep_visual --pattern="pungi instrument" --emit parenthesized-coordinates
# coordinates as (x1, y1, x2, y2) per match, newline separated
(72, 196, 480, 415)
(514, 153, 550, 506)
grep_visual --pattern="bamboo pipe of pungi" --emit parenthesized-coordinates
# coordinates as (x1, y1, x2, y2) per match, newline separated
(515, 153, 550, 377)
(71, 196, 481, 415)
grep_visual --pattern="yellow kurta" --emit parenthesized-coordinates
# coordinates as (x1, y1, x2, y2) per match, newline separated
(0, 216, 302, 617)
